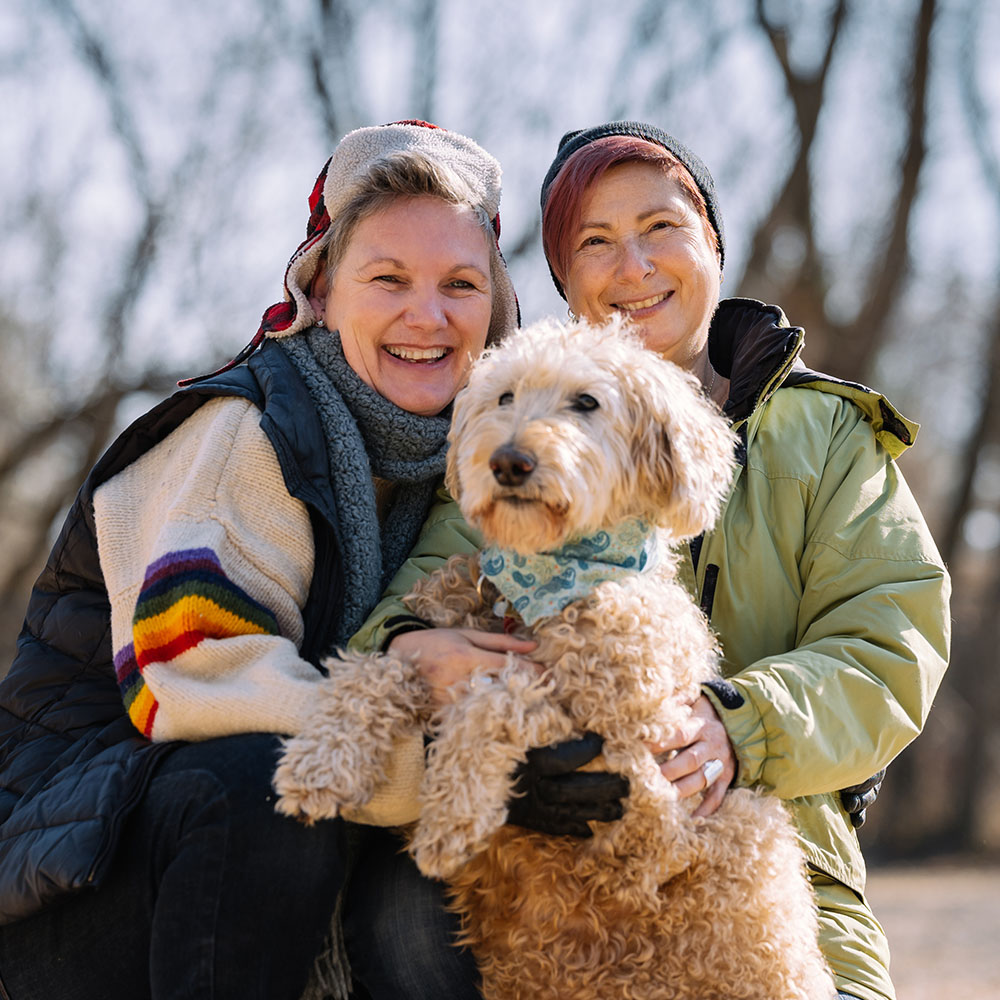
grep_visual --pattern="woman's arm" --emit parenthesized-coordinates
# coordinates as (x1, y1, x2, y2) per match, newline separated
(95, 397, 324, 741)
(703, 397, 951, 801)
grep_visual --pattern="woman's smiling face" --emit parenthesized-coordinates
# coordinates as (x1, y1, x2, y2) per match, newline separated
(564, 160, 721, 370)
(323, 195, 493, 416)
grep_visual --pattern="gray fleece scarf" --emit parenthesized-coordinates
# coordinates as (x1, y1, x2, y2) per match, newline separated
(279, 327, 450, 648)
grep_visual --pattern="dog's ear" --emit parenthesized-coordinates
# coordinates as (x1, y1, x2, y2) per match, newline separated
(629, 362, 737, 542)
(444, 385, 470, 503)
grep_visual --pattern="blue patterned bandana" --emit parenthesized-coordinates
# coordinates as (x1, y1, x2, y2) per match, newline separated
(479, 518, 660, 625)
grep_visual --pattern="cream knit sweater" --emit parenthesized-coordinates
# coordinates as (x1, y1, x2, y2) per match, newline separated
(94, 396, 424, 826)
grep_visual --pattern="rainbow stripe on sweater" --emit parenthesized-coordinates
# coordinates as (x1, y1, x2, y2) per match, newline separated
(117, 547, 281, 737)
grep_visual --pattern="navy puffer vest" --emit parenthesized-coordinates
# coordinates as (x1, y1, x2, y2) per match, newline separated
(0, 342, 344, 923)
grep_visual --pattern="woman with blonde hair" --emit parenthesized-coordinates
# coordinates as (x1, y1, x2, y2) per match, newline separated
(0, 120, 526, 1000)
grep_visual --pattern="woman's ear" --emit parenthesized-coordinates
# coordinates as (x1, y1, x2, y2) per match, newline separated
(308, 267, 330, 324)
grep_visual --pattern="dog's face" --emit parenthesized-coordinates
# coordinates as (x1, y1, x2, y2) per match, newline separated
(447, 316, 737, 553)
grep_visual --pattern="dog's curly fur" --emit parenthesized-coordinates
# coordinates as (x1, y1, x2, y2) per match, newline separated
(275, 317, 836, 999)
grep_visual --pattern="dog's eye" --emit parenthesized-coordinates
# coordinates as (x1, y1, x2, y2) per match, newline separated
(571, 394, 599, 412)
(498, 391, 514, 406)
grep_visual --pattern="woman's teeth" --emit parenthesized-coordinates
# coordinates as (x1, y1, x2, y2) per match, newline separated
(616, 293, 668, 312)
(384, 346, 448, 362)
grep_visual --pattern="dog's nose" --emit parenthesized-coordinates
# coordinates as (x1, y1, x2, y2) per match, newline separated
(490, 445, 536, 486)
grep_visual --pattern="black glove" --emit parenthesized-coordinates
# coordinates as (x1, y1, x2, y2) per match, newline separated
(839, 770, 885, 829)
(506, 732, 629, 838)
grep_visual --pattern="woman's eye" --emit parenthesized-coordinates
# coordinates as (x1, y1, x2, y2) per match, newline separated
(582, 235, 607, 247)
(375, 274, 402, 284)
(572, 393, 599, 412)
(448, 279, 475, 290)
(499, 391, 514, 406)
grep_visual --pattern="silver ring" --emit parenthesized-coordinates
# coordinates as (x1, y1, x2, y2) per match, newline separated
(468, 674, 496, 693)
(702, 758, 724, 786)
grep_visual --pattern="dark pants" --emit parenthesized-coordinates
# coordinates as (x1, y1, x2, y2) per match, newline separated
(345, 827, 481, 999)
(0, 734, 480, 1000)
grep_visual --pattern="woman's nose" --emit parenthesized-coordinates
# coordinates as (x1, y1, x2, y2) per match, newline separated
(618, 237, 654, 283)
(404, 290, 447, 330)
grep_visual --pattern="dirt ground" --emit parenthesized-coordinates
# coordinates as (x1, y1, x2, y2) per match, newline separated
(865, 860, 1000, 999)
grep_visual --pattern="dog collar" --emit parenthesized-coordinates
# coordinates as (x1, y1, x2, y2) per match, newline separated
(479, 518, 659, 626)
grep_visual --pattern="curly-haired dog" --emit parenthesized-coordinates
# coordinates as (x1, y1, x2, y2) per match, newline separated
(274, 317, 836, 1000)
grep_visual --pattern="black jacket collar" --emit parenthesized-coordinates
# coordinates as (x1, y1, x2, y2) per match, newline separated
(708, 297, 804, 424)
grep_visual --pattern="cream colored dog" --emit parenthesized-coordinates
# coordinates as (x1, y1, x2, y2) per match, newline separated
(274, 317, 836, 1000)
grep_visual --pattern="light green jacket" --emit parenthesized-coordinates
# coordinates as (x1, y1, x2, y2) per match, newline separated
(351, 299, 951, 1000)
(691, 300, 949, 998)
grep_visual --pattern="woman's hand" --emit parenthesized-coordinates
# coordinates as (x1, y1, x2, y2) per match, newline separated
(388, 627, 539, 707)
(508, 733, 629, 837)
(647, 695, 737, 817)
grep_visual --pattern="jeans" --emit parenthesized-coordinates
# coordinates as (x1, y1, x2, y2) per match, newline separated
(0, 734, 345, 1000)
(343, 827, 482, 999)
(0, 734, 481, 1000)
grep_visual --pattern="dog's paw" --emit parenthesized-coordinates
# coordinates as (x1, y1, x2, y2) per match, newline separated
(409, 795, 510, 879)
(272, 732, 372, 824)
(409, 821, 487, 880)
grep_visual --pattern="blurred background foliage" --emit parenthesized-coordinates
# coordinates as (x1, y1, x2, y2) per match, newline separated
(1, 0, 998, 860)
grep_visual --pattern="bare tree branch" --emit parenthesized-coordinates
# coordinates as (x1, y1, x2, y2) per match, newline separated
(0, 373, 178, 485)
(742, 0, 847, 262)
(754, 0, 846, 151)
(735, 0, 849, 362)
(605, 0, 672, 121)
(411, 0, 439, 123)
(841, 0, 936, 375)
(308, 0, 364, 140)
(940, 313, 1000, 566)
(959, 5, 1000, 194)
(940, 0, 1000, 566)
(646, 9, 740, 119)
(44, 0, 150, 198)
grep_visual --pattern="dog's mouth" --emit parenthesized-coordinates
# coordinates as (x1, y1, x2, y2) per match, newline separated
(493, 493, 570, 519)
(474, 492, 572, 552)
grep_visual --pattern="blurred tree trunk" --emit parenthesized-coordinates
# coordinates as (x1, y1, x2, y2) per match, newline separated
(915, 5, 1000, 852)
(862, 0, 999, 857)
(308, 0, 363, 139)
(739, 0, 848, 354)
(882, 309, 1000, 855)
(740, 0, 934, 381)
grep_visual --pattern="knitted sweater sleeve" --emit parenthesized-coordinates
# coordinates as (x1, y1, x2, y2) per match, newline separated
(94, 397, 323, 741)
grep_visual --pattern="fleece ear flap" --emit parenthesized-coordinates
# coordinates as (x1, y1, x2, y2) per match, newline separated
(630, 364, 738, 543)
